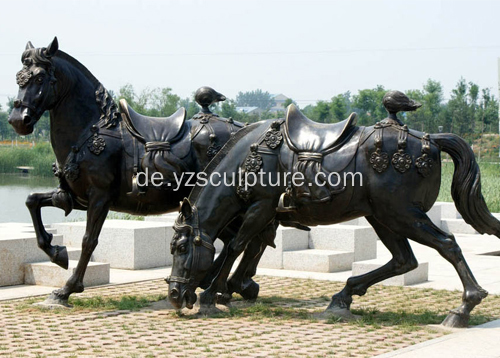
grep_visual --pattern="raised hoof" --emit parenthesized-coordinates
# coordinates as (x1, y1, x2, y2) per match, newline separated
(51, 245, 69, 270)
(240, 280, 259, 301)
(441, 311, 469, 328)
(319, 307, 360, 321)
(34, 294, 72, 309)
(198, 304, 223, 316)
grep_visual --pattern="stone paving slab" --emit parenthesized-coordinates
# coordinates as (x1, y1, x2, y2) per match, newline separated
(0, 276, 499, 357)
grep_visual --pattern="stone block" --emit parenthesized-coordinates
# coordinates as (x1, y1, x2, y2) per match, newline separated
(0, 228, 63, 286)
(259, 226, 309, 269)
(441, 218, 477, 234)
(53, 220, 174, 269)
(309, 225, 377, 261)
(352, 259, 428, 286)
(426, 204, 442, 227)
(283, 249, 354, 272)
(144, 212, 179, 223)
(25, 260, 110, 287)
(67, 247, 82, 261)
(438, 202, 461, 219)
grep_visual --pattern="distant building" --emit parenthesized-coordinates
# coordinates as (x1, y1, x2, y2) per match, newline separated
(236, 106, 261, 115)
(270, 94, 290, 112)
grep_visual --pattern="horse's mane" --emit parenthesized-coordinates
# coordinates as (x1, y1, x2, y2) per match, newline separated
(55, 50, 100, 88)
(188, 122, 265, 202)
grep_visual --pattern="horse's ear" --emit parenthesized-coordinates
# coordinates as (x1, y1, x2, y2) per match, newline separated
(180, 198, 193, 218)
(25, 41, 34, 50)
(45, 37, 59, 57)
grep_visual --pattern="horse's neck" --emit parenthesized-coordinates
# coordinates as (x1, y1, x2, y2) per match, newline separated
(196, 185, 241, 241)
(50, 60, 101, 163)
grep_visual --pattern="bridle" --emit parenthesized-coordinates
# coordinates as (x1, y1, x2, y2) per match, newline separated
(166, 205, 215, 285)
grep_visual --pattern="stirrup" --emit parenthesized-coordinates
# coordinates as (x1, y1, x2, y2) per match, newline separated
(276, 192, 296, 213)
(127, 174, 145, 196)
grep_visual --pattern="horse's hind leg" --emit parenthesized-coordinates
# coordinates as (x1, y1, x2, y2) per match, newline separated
(45, 190, 110, 306)
(26, 190, 70, 269)
(385, 209, 487, 328)
(327, 216, 418, 317)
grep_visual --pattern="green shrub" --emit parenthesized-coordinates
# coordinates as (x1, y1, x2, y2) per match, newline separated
(0, 143, 55, 177)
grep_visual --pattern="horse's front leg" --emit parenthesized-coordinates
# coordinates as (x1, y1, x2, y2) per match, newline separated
(199, 202, 276, 311)
(26, 189, 73, 269)
(44, 190, 110, 306)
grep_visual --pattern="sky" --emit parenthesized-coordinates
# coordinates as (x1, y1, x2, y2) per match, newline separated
(1, 0, 499, 109)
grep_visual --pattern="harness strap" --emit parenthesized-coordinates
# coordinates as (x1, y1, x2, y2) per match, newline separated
(297, 152, 323, 162)
(165, 276, 192, 284)
(145, 141, 171, 152)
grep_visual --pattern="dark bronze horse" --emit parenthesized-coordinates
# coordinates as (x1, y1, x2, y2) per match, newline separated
(168, 98, 500, 328)
(8, 37, 264, 306)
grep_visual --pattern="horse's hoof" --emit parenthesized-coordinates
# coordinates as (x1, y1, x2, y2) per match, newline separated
(216, 293, 233, 306)
(198, 304, 223, 316)
(51, 245, 69, 270)
(441, 310, 469, 328)
(318, 307, 360, 321)
(34, 294, 72, 309)
(240, 280, 259, 301)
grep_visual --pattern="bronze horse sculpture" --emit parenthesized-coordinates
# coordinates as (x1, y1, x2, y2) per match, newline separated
(7, 37, 268, 306)
(168, 94, 500, 328)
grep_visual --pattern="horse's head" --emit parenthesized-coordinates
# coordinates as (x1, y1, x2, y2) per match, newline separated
(167, 198, 215, 309)
(8, 37, 59, 135)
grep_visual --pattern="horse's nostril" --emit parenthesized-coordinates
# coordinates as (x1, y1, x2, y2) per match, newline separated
(170, 288, 179, 300)
(23, 115, 31, 124)
(13, 100, 21, 108)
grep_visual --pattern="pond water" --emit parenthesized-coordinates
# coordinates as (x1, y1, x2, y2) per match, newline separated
(0, 174, 86, 224)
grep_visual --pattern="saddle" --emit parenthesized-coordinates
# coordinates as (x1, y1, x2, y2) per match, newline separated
(280, 104, 360, 210)
(119, 99, 192, 194)
(285, 104, 357, 153)
(120, 99, 187, 146)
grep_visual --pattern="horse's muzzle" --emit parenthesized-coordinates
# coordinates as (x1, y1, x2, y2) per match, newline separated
(8, 107, 35, 135)
(168, 282, 197, 310)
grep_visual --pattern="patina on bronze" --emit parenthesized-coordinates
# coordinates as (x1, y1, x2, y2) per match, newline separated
(7, 38, 264, 306)
(168, 97, 499, 328)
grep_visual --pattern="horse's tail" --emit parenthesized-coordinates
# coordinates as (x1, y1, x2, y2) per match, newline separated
(431, 133, 500, 238)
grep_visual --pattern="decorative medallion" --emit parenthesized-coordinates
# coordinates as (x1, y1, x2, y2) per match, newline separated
(88, 133, 106, 155)
(265, 122, 283, 149)
(370, 128, 389, 173)
(244, 144, 263, 172)
(16, 67, 32, 88)
(207, 144, 221, 158)
(370, 150, 389, 173)
(63, 162, 80, 182)
(193, 112, 218, 124)
(392, 152, 412, 173)
(391, 125, 411, 173)
(236, 185, 252, 202)
(416, 133, 433, 177)
(415, 154, 433, 177)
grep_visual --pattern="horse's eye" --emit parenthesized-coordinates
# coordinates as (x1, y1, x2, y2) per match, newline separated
(36, 76, 44, 84)
(178, 244, 187, 254)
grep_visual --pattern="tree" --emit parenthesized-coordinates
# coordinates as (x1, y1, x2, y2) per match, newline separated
(447, 78, 473, 138)
(403, 79, 446, 133)
(180, 96, 200, 119)
(330, 92, 351, 122)
(235, 89, 275, 110)
(351, 85, 386, 125)
(283, 98, 294, 109)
